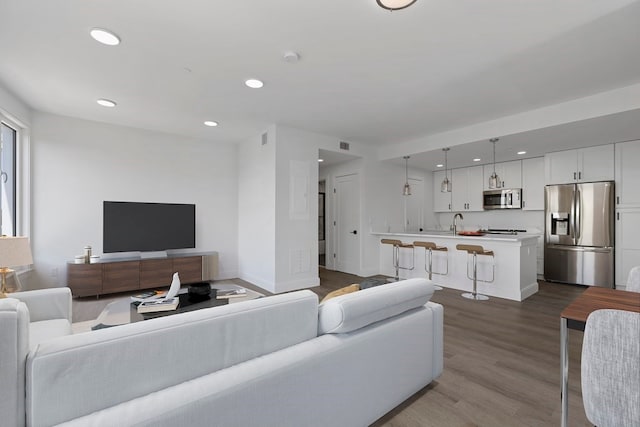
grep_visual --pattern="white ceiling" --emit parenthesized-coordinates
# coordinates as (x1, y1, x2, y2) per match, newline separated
(1, 0, 640, 170)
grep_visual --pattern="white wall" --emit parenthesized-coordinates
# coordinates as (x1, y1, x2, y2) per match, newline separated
(274, 126, 321, 292)
(0, 82, 31, 127)
(237, 126, 277, 289)
(30, 112, 239, 289)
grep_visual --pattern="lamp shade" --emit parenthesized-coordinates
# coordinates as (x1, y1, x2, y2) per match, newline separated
(376, 0, 417, 10)
(0, 236, 33, 268)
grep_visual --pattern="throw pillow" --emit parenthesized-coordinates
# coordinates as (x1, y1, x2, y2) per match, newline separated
(320, 284, 360, 303)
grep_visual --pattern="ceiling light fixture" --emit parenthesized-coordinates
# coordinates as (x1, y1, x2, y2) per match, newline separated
(204, 121, 218, 127)
(376, 0, 418, 11)
(402, 156, 411, 196)
(473, 158, 481, 162)
(489, 138, 501, 189)
(318, 159, 324, 162)
(245, 79, 264, 89)
(441, 148, 451, 193)
(436, 164, 443, 168)
(517, 151, 527, 155)
(96, 99, 116, 107)
(90, 28, 121, 46)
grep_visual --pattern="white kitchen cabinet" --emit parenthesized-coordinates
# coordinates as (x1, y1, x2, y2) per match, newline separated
(483, 160, 522, 190)
(433, 170, 452, 212)
(544, 144, 614, 184)
(522, 157, 544, 210)
(615, 139, 640, 208)
(452, 166, 484, 211)
(615, 209, 640, 289)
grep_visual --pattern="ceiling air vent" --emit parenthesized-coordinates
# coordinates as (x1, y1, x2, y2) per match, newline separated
(261, 132, 268, 145)
(339, 141, 350, 151)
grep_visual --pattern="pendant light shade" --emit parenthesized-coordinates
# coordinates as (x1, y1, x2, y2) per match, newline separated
(489, 138, 500, 189)
(376, 0, 417, 10)
(402, 156, 411, 196)
(441, 148, 451, 193)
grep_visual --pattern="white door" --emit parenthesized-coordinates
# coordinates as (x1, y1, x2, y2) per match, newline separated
(335, 173, 360, 275)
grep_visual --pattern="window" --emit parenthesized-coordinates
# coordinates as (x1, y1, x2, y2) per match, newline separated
(1, 120, 17, 236)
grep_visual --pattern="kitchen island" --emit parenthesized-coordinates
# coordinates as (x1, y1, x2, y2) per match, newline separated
(373, 231, 539, 301)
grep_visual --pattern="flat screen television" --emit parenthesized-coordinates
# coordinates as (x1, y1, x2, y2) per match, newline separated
(103, 201, 196, 253)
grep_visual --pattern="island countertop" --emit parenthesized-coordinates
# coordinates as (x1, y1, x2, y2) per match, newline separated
(372, 231, 539, 301)
(372, 230, 539, 244)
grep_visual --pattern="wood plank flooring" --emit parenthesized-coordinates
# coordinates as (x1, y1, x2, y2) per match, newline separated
(73, 269, 593, 426)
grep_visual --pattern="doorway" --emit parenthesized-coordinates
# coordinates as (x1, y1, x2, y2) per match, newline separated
(318, 180, 326, 267)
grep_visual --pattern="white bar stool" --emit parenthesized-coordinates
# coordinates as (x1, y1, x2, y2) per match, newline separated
(456, 244, 494, 300)
(413, 241, 447, 290)
(381, 239, 414, 282)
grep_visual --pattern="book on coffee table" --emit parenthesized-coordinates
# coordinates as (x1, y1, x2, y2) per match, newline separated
(137, 297, 179, 313)
(130, 290, 167, 303)
(216, 287, 247, 299)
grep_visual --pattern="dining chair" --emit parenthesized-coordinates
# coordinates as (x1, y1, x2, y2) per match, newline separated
(626, 266, 640, 293)
(581, 309, 640, 427)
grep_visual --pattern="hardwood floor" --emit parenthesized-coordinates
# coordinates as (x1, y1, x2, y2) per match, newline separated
(73, 269, 592, 426)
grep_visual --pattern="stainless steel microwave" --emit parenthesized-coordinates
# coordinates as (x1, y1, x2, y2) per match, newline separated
(483, 188, 522, 210)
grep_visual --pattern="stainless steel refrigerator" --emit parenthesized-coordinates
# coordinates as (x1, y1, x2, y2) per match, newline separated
(544, 181, 615, 288)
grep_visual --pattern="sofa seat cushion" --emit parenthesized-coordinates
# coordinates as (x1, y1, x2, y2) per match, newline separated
(29, 319, 72, 350)
(318, 278, 434, 334)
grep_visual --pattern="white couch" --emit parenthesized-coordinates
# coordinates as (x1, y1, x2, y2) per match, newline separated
(1, 278, 443, 427)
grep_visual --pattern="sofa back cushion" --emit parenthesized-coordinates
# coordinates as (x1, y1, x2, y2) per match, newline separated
(26, 290, 318, 427)
(318, 278, 434, 334)
(0, 298, 30, 427)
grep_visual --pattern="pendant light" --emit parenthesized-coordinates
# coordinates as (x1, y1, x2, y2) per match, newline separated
(441, 148, 451, 193)
(376, 0, 417, 11)
(402, 156, 412, 196)
(488, 138, 501, 189)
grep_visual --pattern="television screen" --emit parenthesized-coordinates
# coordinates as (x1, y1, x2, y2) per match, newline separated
(103, 201, 196, 253)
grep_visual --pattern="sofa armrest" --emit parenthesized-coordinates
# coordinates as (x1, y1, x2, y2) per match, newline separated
(11, 288, 72, 323)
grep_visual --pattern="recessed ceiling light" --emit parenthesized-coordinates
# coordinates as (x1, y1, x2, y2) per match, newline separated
(96, 98, 116, 107)
(245, 79, 264, 89)
(517, 151, 527, 155)
(436, 164, 443, 168)
(318, 159, 324, 162)
(473, 158, 481, 162)
(90, 28, 121, 46)
(204, 121, 218, 127)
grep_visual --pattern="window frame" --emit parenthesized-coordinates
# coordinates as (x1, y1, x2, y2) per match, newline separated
(0, 112, 30, 238)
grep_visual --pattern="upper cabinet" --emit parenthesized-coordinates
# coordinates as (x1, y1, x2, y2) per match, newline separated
(433, 170, 452, 212)
(615, 139, 640, 208)
(522, 157, 544, 211)
(482, 160, 522, 190)
(451, 166, 484, 211)
(544, 144, 614, 184)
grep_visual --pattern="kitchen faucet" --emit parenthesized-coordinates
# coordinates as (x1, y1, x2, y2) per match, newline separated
(452, 213, 464, 235)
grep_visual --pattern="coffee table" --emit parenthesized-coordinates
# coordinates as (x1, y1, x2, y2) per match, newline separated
(91, 283, 263, 330)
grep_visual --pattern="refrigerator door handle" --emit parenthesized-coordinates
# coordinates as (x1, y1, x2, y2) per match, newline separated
(570, 187, 576, 243)
(575, 188, 581, 241)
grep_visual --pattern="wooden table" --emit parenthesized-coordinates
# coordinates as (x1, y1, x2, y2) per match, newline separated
(560, 287, 640, 427)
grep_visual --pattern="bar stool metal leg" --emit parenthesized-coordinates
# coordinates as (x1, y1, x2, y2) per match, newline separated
(413, 241, 448, 290)
(457, 244, 493, 301)
(381, 239, 414, 282)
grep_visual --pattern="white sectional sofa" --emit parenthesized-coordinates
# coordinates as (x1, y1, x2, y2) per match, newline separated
(1, 278, 443, 427)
